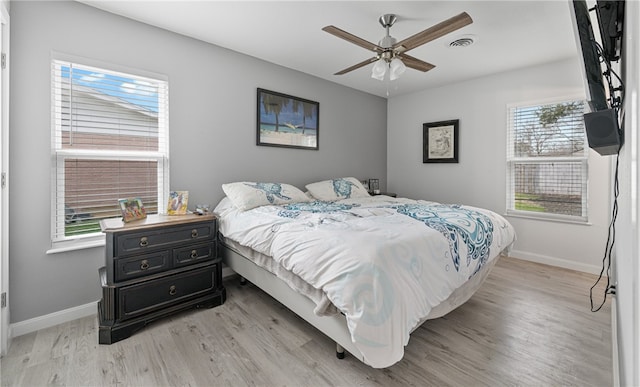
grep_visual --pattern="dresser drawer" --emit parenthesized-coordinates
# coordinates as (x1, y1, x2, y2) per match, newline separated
(118, 265, 217, 320)
(114, 222, 215, 256)
(173, 242, 216, 268)
(115, 251, 170, 282)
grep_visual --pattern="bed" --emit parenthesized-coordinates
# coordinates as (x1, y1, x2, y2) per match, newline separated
(214, 178, 516, 368)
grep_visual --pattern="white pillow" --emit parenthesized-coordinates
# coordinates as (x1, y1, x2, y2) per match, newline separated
(222, 182, 312, 211)
(305, 177, 371, 201)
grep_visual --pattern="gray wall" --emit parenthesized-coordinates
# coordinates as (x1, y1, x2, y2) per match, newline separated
(9, 1, 386, 323)
(387, 58, 612, 274)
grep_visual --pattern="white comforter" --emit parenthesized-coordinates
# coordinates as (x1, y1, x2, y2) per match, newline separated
(215, 195, 516, 368)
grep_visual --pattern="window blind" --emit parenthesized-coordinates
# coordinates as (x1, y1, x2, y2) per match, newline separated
(506, 100, 588, 221)
(51, 60, 169, 242)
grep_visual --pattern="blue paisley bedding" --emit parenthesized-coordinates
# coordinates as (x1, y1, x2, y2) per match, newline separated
(216, 195, 516, 368)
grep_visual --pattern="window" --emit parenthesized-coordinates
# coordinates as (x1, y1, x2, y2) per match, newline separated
(51, 58, 169, 249)
(506, 99, 588, 222)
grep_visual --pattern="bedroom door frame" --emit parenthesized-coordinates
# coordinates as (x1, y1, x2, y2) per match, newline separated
(0, 2, 9, 357)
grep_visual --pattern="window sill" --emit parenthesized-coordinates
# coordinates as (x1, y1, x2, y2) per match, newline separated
(504, 211, 591, 226)
(46, 237, 105, 254)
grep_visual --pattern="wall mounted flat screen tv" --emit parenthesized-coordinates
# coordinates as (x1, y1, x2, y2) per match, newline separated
(595, 0, 625, 63)
(569, 0, 609, 112)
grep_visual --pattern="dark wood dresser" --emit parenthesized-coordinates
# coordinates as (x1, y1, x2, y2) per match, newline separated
(97, 213, 226, 344)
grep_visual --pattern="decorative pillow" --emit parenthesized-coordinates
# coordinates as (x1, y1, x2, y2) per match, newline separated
(305, 177, 371, 201)
(222, 182, 312, 211)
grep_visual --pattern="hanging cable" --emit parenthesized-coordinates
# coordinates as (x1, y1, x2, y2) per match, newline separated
(588, 37, 625, 312)
(590, 145, 620, 312)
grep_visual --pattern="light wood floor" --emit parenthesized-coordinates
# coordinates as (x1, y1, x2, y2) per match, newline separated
(1, 256, 612, 386)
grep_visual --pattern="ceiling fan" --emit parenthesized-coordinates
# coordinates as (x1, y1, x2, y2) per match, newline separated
(322, 12, 473, 80)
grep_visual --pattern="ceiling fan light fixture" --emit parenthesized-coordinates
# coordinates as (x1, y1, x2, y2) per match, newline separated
(371, 58, 387, 80)
(378, 14, 397, 28)
(323, 11, 473, 85)
(389, 58, 406, 81)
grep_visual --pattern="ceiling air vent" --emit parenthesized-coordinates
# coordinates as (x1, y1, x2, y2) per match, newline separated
(448, 35, 476, 48)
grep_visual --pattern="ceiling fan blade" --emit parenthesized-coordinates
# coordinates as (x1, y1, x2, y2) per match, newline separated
(398, 53, 435, 72)
(334, 57, 379, 75)
(394, 12, 473, 52)
(322, 25, 383, 53)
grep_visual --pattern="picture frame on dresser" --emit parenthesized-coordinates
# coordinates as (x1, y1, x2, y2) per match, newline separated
(118, 197, 147, 223)
(423, 119, 459, 163)
(256, 88, 319, 150)
(167, 190, 189, 215)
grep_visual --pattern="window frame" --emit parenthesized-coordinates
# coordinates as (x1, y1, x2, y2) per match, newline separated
(505, 96, 590, 223)
(49, 54, 169, 253)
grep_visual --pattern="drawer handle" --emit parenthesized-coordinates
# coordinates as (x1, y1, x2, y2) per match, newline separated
(140, 260, 150, 270)
(190, 249, 198, 259)
(169, 285, 177, 296)
(191, 229, 199, 238)
(139, 237, 148, 247)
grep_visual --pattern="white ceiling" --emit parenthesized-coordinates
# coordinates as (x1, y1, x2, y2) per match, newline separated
(78, 0, 579, 98)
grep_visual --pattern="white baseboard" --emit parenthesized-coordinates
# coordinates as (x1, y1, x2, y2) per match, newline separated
(11, 268, 238, 339)
(222, 265, 236, 279)
(11, 301, 97, 338)
(509, 249, 603, 275)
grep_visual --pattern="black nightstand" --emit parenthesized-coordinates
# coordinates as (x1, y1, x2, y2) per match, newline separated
(98, 213, 226, 344)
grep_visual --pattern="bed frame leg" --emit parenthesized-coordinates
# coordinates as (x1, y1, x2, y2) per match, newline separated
(336, 343, 345, 359)
(239, 276, 247, 286)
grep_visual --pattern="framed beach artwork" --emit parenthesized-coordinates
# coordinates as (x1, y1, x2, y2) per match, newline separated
(423, 119, 459, 163)
(257, 88, 319, 150)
